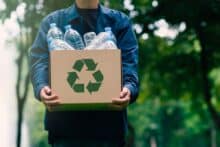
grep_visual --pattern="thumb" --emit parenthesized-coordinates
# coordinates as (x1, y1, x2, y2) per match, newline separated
(120, 87, 128, 98)
(44, 86, 51, 94)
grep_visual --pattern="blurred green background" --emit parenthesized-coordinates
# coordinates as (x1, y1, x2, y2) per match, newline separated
(0, 0, 220, 147)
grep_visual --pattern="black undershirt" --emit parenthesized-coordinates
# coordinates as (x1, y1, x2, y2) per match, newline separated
(76, 6, 99, 34)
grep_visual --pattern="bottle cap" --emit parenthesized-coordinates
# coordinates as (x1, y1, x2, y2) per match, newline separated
(65, 25, 71, 30)
(50, 23, 56, 28)
(105, 27, 112, 32)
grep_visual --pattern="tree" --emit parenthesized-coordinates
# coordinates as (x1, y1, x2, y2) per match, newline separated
(147, 0, 220, 127)
(128, 0, 220, 146)
(1, 1, 74, 147)
(1, 0, 220, 146)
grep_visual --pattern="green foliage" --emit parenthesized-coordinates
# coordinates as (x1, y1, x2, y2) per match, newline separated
(25, 92, 50, 147)
(1, 0, 220, 146)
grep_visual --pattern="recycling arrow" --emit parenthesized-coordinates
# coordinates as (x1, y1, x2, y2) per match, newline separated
(73, 60, 84, 72)
(86, 81, 102, 94)
(84, 59, 97, 71)
(73, 83, 84, 93)
(67, 58, 104, 94)
(67, 72, 79, 87)
(93, 70, 104, 82)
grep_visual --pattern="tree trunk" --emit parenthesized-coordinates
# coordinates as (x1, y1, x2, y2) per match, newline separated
(15, 35, 30, 147)
(16, 103, 24, 147)
(195, 23, 220, 127)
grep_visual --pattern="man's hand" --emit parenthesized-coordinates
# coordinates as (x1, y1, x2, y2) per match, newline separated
(40, 86, 60, 109)
(111, 87, 131, 110)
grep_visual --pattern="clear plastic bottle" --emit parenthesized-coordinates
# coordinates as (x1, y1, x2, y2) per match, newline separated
(64, 25, 85, 50)
(104, 27, 117, 43)
(47, 37, 75, 51)
(47, 23, 64, 41)
(83, 32, 97, 47)
(85, 27, 117, 50)
(96, 40, 118, 50)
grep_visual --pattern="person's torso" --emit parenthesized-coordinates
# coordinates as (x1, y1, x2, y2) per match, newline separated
(43, 4, 129, 141)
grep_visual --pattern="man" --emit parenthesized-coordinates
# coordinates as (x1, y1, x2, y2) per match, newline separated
(29, 0, 139, 146)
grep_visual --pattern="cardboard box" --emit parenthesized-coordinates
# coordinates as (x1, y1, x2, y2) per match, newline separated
(49, 50, 121, 111)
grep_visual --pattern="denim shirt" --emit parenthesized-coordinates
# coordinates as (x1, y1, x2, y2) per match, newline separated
(29, 4, 139, 103)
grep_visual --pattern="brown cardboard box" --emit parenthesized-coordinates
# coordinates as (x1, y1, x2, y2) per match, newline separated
(49, 50, 121, 111)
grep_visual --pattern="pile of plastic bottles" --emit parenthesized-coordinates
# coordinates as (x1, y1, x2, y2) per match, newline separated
(47, 23, 118, 51)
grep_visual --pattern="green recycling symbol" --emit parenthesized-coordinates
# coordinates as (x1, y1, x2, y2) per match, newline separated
(67, 59, 104, 94)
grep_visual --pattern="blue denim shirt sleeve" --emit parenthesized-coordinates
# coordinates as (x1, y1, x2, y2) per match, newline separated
(29, 17, 50, 100)
(116, 14, 139, 104)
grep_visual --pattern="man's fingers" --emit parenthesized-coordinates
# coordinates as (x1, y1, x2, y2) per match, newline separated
(111, 89, 130, 110)
(43, 94, 58, 101)
(40, 86, 60, 107)
(44, 86, 52, 95)
(120, 90, 128, 98)
(42, 95, 60, 105)
(112, 97, 130, 105)
(40, 92, 48, 101)
(44, 99, 60, 106)
(120, 87, 131, 98)
(42, 95, 60, 107)
(41, 92, 57, 101)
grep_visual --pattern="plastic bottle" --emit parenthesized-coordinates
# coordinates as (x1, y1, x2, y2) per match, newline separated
(104, 27, 117, 43)
(47, 37, 75, 51)
(85, 27, 117, 50)
(47, 23, 64, 41)
(83, 32, 97, 46)
(96, 40, 118, 50)
(64, 25, 85, 50)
